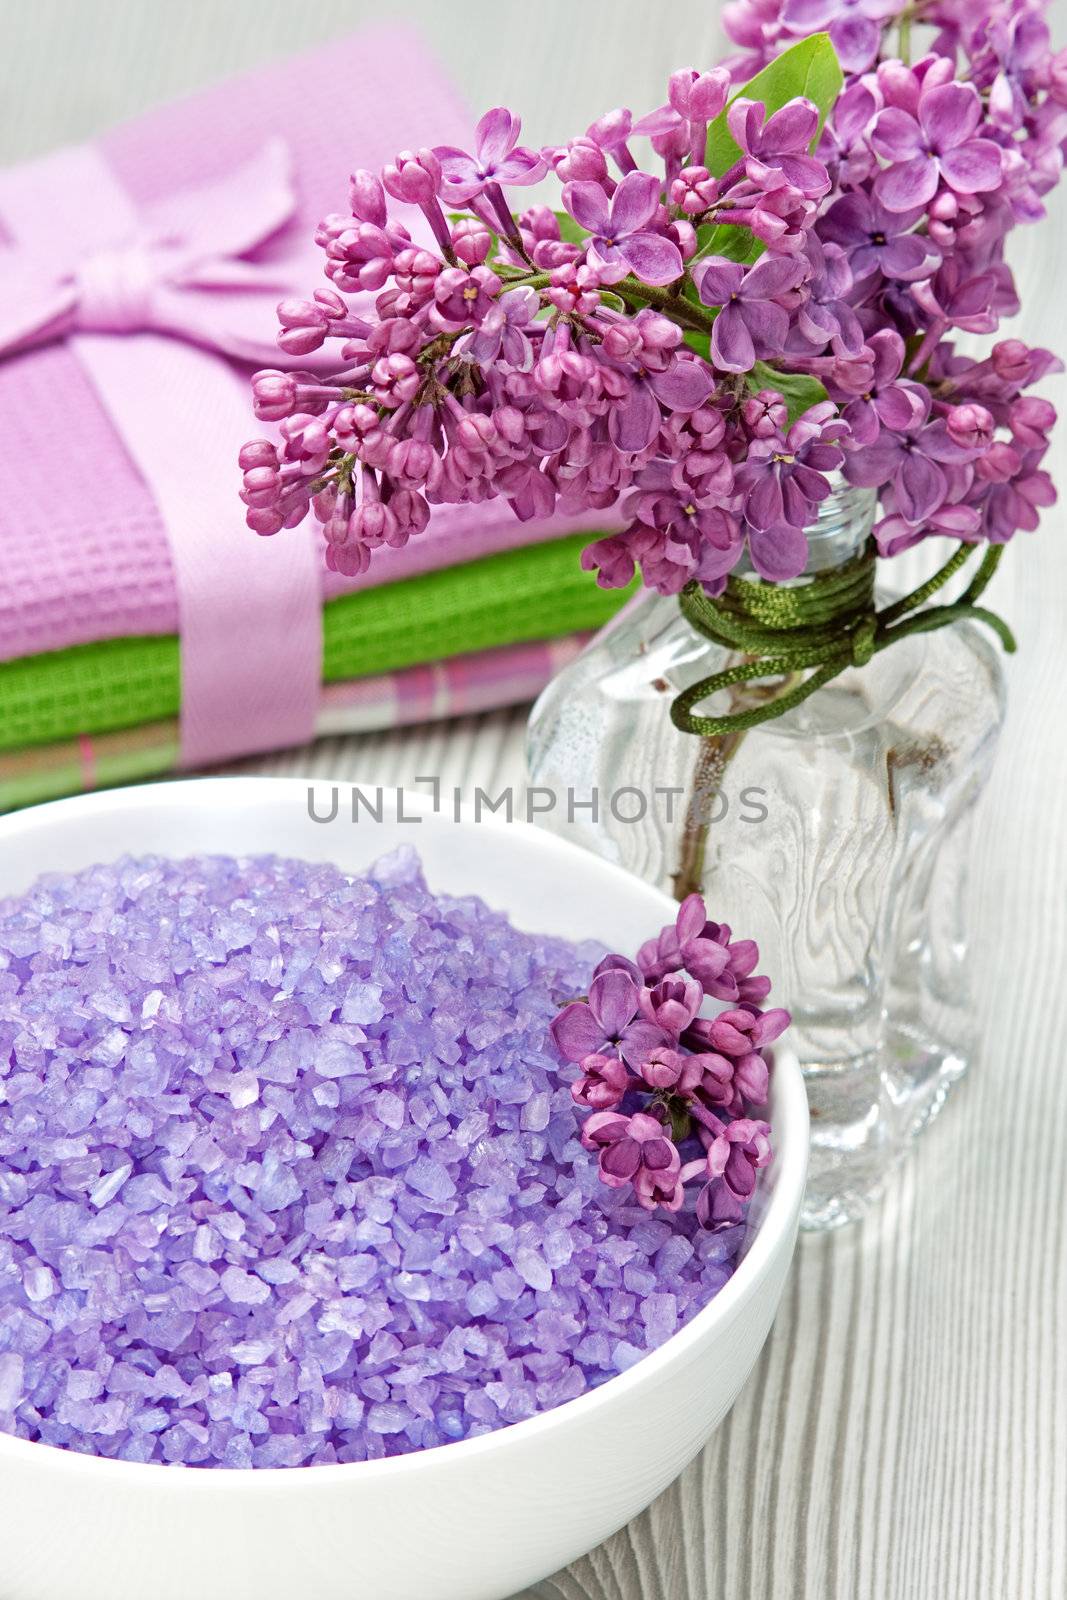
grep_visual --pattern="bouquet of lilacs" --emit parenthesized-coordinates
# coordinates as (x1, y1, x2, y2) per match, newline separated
(240, 0, 1065, 603)
(550, 894, 787, 1228)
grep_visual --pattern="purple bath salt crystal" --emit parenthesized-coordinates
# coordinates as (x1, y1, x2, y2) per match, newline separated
(221, 1267, 271, 1306)
(0, 1354, 24, 1414)
(512, 1246, 553, 1292)
(0, 849, 756, 1467)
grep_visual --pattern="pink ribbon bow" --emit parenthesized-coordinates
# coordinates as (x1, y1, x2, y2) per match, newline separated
(0, 140, 298, 363)
(0, 136, 324, 770)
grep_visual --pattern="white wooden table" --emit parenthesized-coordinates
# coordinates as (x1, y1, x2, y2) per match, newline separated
(5, 4, 1066, 1595)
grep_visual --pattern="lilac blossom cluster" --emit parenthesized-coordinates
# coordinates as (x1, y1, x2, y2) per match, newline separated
(240, 1, 1065, 597)
(551, 894, 786, 1228)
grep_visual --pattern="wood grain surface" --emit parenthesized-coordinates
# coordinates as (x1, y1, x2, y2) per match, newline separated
(3, 4, 1065, 1595)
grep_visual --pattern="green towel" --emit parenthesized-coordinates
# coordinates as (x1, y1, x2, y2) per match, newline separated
(0, 534, 631, 753)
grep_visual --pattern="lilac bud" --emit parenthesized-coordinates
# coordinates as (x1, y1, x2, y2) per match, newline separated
(358, 428, 394, 472)
(531, 238, 582, 269)
(367, 317, 421, 357)
(670, 166, 718, 215)
(324, 222, 394, 293)
(992, 339, 1032, 383)
(452, 217, 492, 265)
(349, 168, 388, 226)
(327, 540, 372, 577)
(247, 507, 285, 536)
(382, 148, 442, 205)
(392, 248, 441, 307)
(276, 297, 331, 356)
(946, 403, 994, 450)
(587, 107, 633, 150)
(387, 436, 437, 487)
(280, 413, 331, 465)
(240, 465, 281, 508)
(571, 1053, 629, 1110)
(552, 136, 609, 183)
(238, 439, 279, 472)
(1011, 395, 1057, 448)
(601, 323, 642, 360)
(350, 499, 398, 548)
(521, 205, 563, 242)
(251, 370, 297, 421)
(674, 220, 698, 260)
(742, 390, 788, 437)
(455, 412, 499, 454)
(975, 440, 1022, 483)
(371, 353, 421, 408)
(669, 67, 730, 122)
(635, 310, 681, 354)
(334, 404, 381, 453)
(638, 1046, 686, 1091)
(389, 487, 431, 536)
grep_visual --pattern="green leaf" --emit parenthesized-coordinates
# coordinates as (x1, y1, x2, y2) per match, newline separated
(683, 329, 712, 361)
(705, 34, 844, 176)
(747, 361, 829, 424)
(694, 220, 764, 267)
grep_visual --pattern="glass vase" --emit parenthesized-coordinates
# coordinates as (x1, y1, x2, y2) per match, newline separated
(526, 487, 1007, 1229)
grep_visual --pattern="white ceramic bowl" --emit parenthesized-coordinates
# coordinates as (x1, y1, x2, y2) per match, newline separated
(0, 778, 807, 1600)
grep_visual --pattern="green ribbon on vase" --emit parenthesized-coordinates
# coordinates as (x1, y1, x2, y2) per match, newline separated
(670, 539, 1018, 737)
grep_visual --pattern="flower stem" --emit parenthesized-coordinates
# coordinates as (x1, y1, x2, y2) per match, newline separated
(898, 8, 913, 61)
(672, 671, 801, 902)
(612, 278, 719, 337)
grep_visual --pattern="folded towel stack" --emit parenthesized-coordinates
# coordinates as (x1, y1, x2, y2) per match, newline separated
(0, 26, 625, 811)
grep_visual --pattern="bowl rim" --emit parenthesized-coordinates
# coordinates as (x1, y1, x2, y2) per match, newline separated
(0, 775, 809, 1488)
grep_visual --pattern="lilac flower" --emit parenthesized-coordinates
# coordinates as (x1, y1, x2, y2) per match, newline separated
(637, 976, 704, 1035)
(844, 393, 974, 521)
(563, 171, 684, 286)
(550, 969, 664, 1067)
(911, 260, 1003, 335)
(434, 108, 546, 205)
(690, 921, 772, 1005)
(819, 191, 940, 282)
(838, 330, 929, 446)
(456, 288, 537, 368)
(977, 444, 1056, 539)
(874, 500, 982, 557)
(571, 1053, 630, 1111)
(637, 894, 731, 988)
(608, 353, 716, 451)
(432, 265, 501, 326)
(872, 82, 1004, 212)
(591, 477, 744, 595)
(698, 1006, 791, 1056)
(694, 1118, 773, 1228)
(638, 1045, 703, 1094)
(581, 1112, 684, 1211)
(727, 96, 831, 195)
(788, 236, 866, 355)
(381, 148, 442, 206)
(782, 0, 900, 72)
(693, 254, 807, 371)
(735, 402, 848, 534)
(690, 1044, 770, 1115)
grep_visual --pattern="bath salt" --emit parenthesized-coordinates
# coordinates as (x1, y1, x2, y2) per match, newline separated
(0, 848, 745, 1466)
